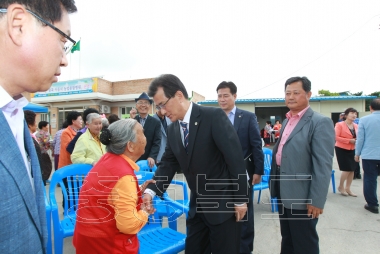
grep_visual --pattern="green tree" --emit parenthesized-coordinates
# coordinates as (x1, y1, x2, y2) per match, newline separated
(365, 91, 380, 111)
(318, 89, 340, 96)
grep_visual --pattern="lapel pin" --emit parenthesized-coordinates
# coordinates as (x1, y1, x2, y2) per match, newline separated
(195, 122, 198, 125)
(239, 115, 242, 118)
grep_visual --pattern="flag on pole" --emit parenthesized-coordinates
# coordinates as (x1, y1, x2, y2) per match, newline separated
(71, 40, 81, 53)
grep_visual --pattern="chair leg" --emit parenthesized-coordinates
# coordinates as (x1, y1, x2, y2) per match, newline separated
(54, 235, 63, 254)
(257, 190, 262, 204)
(271, 197, 278, 213)
(331, 171, 336, 193)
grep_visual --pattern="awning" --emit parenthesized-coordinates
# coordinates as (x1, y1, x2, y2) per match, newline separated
(23, 103, 48, 113)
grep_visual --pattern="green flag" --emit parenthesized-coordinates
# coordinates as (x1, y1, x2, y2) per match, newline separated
(71, 40, 80, 53)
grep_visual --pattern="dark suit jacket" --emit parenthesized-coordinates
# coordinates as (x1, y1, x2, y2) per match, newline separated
(269, 107, 335, 210)
(135, 114, 162, 161)
(0, 112, 47, 253)
(148, 103, 248, 225)
(234, 108, 264, 179)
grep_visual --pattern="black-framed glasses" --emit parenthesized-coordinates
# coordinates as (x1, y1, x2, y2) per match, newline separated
(0, 8, 76, 54)
(156, 97, 171, 110)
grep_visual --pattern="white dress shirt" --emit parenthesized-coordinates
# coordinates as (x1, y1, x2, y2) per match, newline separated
(0, 85, 34, 191)
(144, 102, 193, 199)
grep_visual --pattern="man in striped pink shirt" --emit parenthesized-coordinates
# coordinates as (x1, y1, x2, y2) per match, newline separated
(270, 77, 335, 254)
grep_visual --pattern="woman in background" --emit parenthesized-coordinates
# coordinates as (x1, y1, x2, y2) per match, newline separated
(71, 113, 106, 165)
(35, 121, 52, 185)
(273, 120, 282, 143)
(335, 107, 359, 197)
(51, 121, 68, 171)
(58, 111, 83, 169)
(24, 110, 44, 184)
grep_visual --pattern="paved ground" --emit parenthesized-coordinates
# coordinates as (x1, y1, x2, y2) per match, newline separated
(51, 147, 380, 254)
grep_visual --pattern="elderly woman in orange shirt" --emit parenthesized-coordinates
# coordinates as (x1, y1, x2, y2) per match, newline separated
(335, 107, 359, 197)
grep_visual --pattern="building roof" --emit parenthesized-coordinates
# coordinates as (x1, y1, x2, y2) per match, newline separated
(198, 96, 377, 104)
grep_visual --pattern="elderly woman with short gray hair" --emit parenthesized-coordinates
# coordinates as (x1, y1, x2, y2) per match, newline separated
(71, 113, 106, 165)
(73, 119, 155, 254)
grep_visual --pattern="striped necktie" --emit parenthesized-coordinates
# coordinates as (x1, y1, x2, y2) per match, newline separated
(180, 122, 189, 153)
(140, 117, 146, 127)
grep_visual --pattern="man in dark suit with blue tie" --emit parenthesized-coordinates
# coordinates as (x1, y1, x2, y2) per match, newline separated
(144, 74, 249, 254)
(0, 1, 77, 253)
(217, 81, 264, 254)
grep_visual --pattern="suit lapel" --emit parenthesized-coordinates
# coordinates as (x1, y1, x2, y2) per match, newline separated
(285, 108, 313, 143)
(233, 108, 243, 132)
(187, 103, 201, 166)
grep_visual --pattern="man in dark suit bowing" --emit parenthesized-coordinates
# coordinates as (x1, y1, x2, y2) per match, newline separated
(217, 81, 264, 254)
(130, 92, 161, 168)
(144, 74, 249, 254)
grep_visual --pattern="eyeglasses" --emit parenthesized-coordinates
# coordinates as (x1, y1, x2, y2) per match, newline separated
(136, 101, 151, 106)
(0, 8, 76, 54)
(156, 97, 171, 111)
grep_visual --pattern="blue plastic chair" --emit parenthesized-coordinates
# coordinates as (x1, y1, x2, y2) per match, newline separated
(134, 171, 187, 253)
(43, 187, 52, 254)
(136, 160, 157, 172)
(253, 148, 278, 212)
(49, 164, 93, 254)
(137, 198, 186, 254)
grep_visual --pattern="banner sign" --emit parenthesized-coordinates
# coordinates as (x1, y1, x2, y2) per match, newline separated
(31, 77, 98, 98)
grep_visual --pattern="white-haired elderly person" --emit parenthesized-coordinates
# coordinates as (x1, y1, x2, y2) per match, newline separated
(71, 113, 106, 165)
(73, 119, 155, 253)
(101, 114, 110, 132)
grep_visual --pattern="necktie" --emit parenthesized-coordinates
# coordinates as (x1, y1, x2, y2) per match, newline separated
(140, 118, 146, 127)
(180, 122, 189, 153)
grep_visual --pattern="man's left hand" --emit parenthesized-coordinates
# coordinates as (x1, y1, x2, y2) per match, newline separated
(234, 203, 247, 222)
(307, 204, 323, 219)
(147, 157, 155, 168)
(354, 155, 360, 162)
(252, 174, 262, 185)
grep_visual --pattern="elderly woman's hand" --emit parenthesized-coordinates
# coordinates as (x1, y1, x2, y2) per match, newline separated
(140, 179, 156, 193)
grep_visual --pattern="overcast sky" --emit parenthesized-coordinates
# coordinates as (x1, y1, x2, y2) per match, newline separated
(60, 0, 380, 100)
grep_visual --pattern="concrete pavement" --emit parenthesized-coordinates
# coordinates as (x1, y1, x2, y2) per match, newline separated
(56, 154, 380, 254)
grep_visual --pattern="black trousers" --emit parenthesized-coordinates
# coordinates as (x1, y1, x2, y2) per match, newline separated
(277, 181, 319, 254)
(185, 212, 242, 254)
(240, 181, 254, 254)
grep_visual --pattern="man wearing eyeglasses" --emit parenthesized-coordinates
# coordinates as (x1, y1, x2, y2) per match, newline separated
(0, 1, 77, 253)
(130, 92, 162, 168)
(144, 74, 249, 254)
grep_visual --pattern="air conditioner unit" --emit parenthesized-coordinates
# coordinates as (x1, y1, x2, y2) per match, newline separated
(100, 105, 111, 113)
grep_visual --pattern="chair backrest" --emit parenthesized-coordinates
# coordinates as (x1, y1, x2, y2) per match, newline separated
(49, 164, 93, 214)
(135, 171, 155, 185)
(262, 148, 272, 182)
(136, 160, 157, 172)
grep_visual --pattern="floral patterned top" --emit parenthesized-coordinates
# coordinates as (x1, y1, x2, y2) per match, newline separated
(35, 130, 51, 154)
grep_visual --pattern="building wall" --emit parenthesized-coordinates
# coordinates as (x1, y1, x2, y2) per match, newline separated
(317, 100, 364, 117)
(113, 78, 154, 95)
(190, 91, 205, 103)
(97, 78, 113, 95)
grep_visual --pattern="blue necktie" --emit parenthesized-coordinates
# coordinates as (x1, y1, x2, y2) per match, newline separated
(180, 122, 189, 153)
(140, 118, 146, 127)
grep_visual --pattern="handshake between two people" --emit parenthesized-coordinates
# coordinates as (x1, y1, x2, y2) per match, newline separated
(140, 178, 248, 221)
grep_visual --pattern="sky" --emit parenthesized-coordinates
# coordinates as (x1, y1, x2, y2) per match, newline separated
(60, 0, 380, 100)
